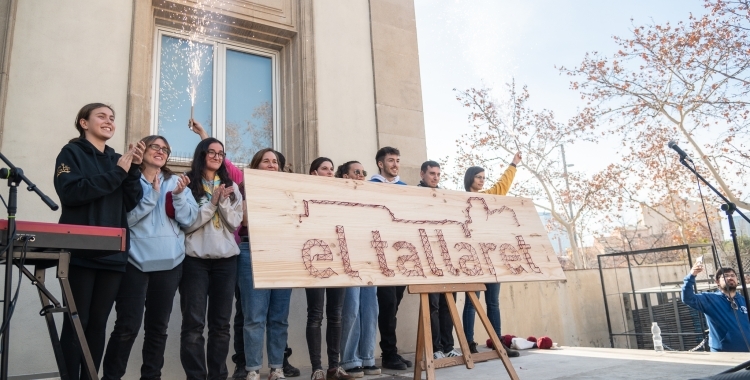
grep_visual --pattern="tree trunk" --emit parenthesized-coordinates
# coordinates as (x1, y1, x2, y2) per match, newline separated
(566, 224, 584, 269)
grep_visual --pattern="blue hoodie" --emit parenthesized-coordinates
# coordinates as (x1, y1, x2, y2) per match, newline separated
(681, 274, 750, 352)
(370, 173, 407, 185)
(127, 173, 199, 272)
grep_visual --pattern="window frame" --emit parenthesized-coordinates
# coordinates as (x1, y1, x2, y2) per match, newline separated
(150, 28, 281, 158)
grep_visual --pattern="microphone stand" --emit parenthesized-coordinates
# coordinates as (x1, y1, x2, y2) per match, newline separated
(0, 152, 58, 380)
(677, 156, 750, 326)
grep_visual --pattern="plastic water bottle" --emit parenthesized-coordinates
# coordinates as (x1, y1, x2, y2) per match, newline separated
(651, 322, 664, 352)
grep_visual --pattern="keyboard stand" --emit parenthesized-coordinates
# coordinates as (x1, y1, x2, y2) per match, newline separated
(9, 250, 98, 380)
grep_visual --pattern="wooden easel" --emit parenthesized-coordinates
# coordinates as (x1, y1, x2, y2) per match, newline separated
(408, 284, 519, 380)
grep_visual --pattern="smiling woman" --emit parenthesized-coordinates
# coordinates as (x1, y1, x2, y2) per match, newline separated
(53, 103, 146, 379)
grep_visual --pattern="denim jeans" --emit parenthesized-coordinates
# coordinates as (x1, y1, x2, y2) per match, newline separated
(462, 283, 501, 343)
(305, 288, 345, 370)
(237, 242, 292, 371)
(102, 262, 182, 380)
(377, 286, 405, 358)
(340, 287, 378, 370)
(429, 293, 456, 353)
(179, 255, 237, 380)
(60, 265, 123, 380)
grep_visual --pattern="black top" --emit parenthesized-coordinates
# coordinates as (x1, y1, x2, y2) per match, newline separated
(54, 138, 143, 272)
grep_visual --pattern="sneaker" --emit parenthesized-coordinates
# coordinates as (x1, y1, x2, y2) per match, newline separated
(283, 348, 300, 377)
(344, 367, 364, 378)
(433, 351, 446, 359)
(326, 367, 355, 380)
(443, 349, 461, 358)
(234, 365, 249, 379)
(311, 369, 326, 380)
(269, 368, 286, 380)
(502, 343, 520, 358)
(395, 354, 412, 368)
(381, 356, 407, 370)
(246, 371, 260, 380)
(362, 366, 381, 375)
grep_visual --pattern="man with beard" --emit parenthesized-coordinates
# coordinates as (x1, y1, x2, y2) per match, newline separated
(682, 264, 750, 352)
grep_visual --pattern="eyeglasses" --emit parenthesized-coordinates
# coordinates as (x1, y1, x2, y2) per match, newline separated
(474, 175, 486, 180)
(353, 169, 367, 177)
(722, 274, 738, 279)
(207, 150, 226, 159)
(148, 144, 171, 155)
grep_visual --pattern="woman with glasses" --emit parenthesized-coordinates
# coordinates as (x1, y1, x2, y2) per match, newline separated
(461, 151, 522, 358)
(102, 135, 198, 380)
(179, 138, 244, 380)
(334, 161, 367, 181)
(335, 161, 380, 378)
(54, 103, 145, 380)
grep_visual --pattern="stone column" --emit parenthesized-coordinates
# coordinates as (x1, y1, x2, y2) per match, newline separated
(368, 0, 428, 185)
(0, 0, 17, 146)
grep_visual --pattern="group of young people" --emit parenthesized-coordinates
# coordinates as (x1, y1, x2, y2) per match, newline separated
(53, 103, 523, 380)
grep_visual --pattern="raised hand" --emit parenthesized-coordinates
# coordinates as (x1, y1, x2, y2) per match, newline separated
(512, 151, 522, 165)
(117, 151, 134, 172)
(152, 169, 161, 192)
(222, 185, 234, 200)
(211, 184, 225, 206)
(173, 174, 190, 195)
(130, 141, 146, 165)
(188, 119, 209, 140)
(691, 262, 704, 277)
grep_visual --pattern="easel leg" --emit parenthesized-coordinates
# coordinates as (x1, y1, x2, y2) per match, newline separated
(443, 292, 474, 369)
(418, 293, 436, 380)
(413, 299, 425, 380)
(467, 291, 518, 380)
(58, 253, 99, 380)
(35, 266, 69, 380)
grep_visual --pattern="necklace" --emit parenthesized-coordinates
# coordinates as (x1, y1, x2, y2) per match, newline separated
(726, 294, 739, 310)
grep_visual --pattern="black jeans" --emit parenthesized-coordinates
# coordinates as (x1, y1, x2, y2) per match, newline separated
(102, 263, 182, 380)
(232, 284, 244, 367)
(377, 286, 405, 358)
(179, 256, 237, 380)
(305, 288, 346, 370)
(429, 293, 456, 353)
(60, 265, 123, 380)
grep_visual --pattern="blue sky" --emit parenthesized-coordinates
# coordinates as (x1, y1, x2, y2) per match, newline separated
(415, 0, 708, 176)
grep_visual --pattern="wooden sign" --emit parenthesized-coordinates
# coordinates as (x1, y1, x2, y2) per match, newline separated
(244, 169, 566, 288)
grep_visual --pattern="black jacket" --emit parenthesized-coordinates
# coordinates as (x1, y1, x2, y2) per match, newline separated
(54, 138, 143, 272)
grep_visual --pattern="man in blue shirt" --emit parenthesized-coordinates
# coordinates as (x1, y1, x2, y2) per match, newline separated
(681, 263, 750, 352)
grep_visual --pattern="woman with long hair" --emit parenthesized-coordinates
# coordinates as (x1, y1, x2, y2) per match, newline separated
(54, 103, 145, 380)
(335, 160, 380, 378)
(102, 135, 198, 380)
(461, 152, 522, 358)
(239, 148, 294, 380)
(180, 138, 244, 380)
(305, 157, 353, 380)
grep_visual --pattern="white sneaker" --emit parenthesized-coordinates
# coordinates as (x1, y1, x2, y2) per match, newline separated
(268, 368, 286, 380)
(311, 369, 326, 380)
(444, 349, 461, 357)
(246, 371, 260, 380)
(433, 351, 446, 359)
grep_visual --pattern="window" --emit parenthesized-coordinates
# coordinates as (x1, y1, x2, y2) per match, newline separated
(152, 30, 278, 164)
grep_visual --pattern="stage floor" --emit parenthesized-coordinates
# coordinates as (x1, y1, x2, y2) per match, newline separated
(298, 346, 750, 380)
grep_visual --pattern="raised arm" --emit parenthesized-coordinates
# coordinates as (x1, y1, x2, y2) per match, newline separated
(681, 262, 706, 311)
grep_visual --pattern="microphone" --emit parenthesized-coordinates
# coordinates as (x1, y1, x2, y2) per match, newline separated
(667, 140, 692, 162)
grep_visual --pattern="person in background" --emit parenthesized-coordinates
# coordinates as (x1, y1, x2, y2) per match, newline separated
(370, 147, 411, 371)
(305, 157, 354, 380)
(239, 149, 292, 380)
(461, 152, 522, 358)
(416, 161, 461, 359)
(54, 103, 144, 380)
(335, 161, 380, 378)
(180, 138, 244, 380)
(682, 264, 750, 352)
(102, 135, 198, 380)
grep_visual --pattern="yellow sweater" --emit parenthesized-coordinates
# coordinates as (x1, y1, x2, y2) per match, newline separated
(480, 165, 516, 195)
